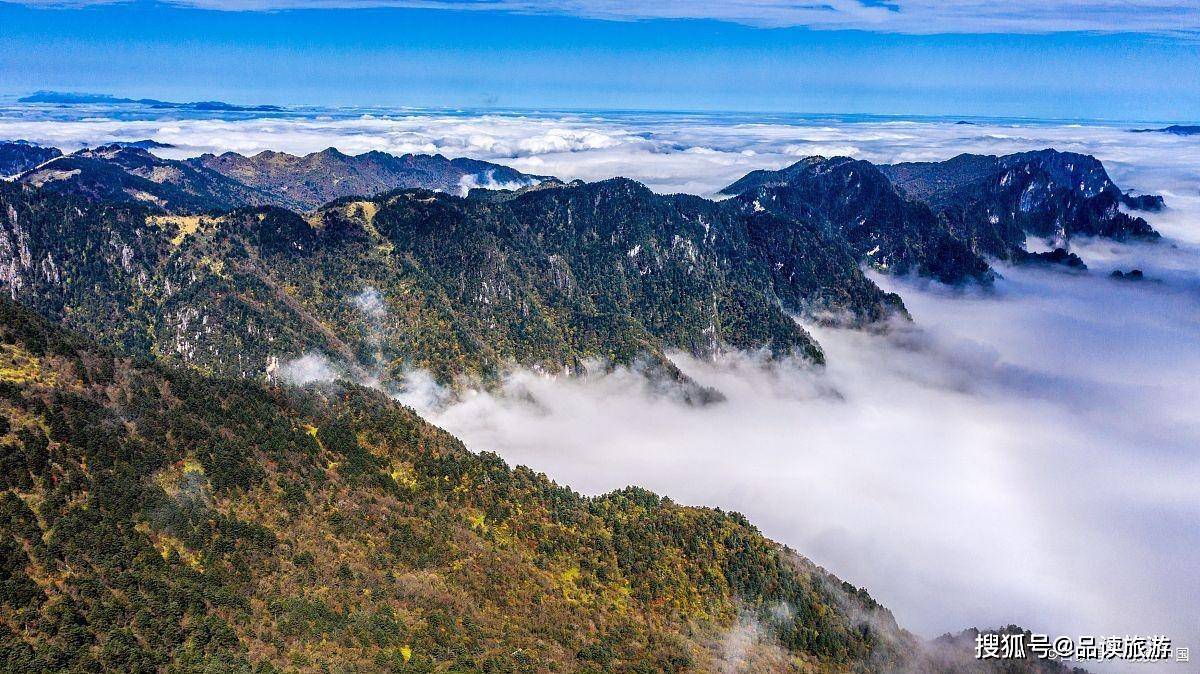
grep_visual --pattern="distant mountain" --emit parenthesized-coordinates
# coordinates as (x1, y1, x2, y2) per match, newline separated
(192, 148, 552, 210)
(720, 156, 994, 285)
(880, 150, 1160, 258)
(720, 149, 1159, 284)
(9, 142, 553, 214)
(1131, 124, 1200, 136)
(17, 90, 282, 112)
(108, 139, 177, 149)
(0, 141, 61, 176)
(15, 145, 278, 213)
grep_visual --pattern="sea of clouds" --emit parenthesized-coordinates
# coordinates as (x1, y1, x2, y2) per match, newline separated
(4, 105, 1197, 668)
(3, 105, 1193, 198)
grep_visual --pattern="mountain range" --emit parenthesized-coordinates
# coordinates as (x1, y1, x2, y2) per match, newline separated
(0, 138, 1161, 672)
(8, 143, 549, 213)
(722, 149, 1159, 282)
(1131, 124, 1200, 136)
(17, 90, 284, 113)
(192, 148, 551, 210)
(0, 142, 1161, 390)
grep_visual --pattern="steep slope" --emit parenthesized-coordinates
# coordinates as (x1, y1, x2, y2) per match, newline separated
(722, 149, 1161, 282)
(0, 177, 902, 388)
(192, 148, 550, 210)
(15, 145, 278, 214)
(0, 142, 61, 177)
(880, 150, 1160, 258)
(0, 296, 916, 673)
(0, 298, 1092, 674)
(720, 157, 993, 285)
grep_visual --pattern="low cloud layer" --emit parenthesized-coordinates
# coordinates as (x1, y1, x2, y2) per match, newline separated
(426, 260, 1200, 668)
(2, 106, 1195, 201)
(6, 105, 1198, 667)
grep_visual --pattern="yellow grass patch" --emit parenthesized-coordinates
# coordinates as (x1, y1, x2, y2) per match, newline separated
(345, 200, 378, 225)
(0, 343, 52, 386)
(147, 214, 213, 246)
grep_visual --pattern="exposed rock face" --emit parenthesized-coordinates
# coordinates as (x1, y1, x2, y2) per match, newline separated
(192, 148, 550, 210)
(880, 150, 1160, 257)
(0, 141, 62, 176)
(721, 156, 994, 285)
(721, 149, 1160, 284)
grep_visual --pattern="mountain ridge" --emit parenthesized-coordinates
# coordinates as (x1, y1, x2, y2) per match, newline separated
(17, 90, 284, 113)
(191, 147, 551, 210)
(10, 144, 551, 215)
(0, 175, 904, 393)
(2, 145, 1158, 393)
(719, 149, 1161, 281)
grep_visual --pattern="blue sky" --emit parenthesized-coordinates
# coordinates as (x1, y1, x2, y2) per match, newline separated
(1, 0, 1198, 121)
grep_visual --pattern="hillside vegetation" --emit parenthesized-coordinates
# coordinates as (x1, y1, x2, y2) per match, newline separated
(0, 297, 912, 673)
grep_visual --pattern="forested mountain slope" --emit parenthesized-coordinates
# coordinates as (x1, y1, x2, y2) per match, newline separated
(2, 146, 1156, 393)
(0, 177, 902, 389)
(0, 296, 1092, 674)
(0, 296, 908, 673)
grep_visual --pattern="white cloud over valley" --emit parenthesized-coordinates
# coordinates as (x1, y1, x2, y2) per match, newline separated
(5, 105, 1200, 668)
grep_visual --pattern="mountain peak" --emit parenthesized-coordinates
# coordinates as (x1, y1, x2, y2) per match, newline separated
(315, 146, 349, 159)
(881, 148, 1160, 255)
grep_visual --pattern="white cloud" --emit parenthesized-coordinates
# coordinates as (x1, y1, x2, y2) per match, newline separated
(6, 105, 1200, 667)
(352, 285, 387, 319)
(456, 169, 537, 196)
(424, 261, 1200, 669)
(3, 107, 1196, 199)
(14, 0, 1200, 35)
(274, 351, 338, 384)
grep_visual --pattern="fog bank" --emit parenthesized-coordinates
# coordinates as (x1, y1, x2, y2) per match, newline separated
(426, 257, 1200, 666)
(9, 105, 1198, 667)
